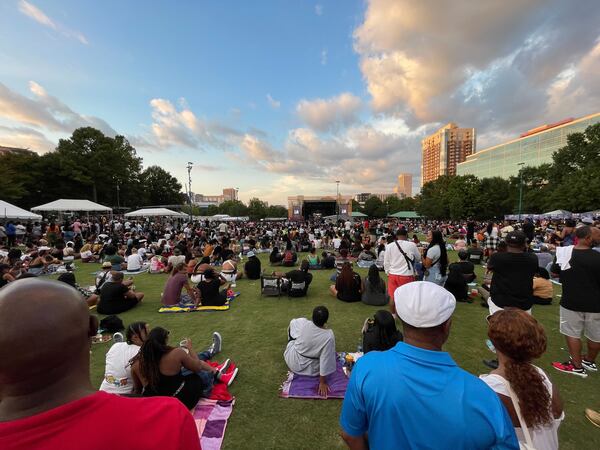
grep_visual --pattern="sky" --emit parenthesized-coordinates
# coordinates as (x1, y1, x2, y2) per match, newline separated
(1, 0, 599, 205)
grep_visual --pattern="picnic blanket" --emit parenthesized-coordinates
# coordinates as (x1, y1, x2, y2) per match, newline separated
(279, 358, 349, 399)
(158, 292, 240, 313)
(193, 398, 235, 450)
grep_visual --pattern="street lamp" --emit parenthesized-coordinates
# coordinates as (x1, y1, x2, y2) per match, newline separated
(186, 162, 193, 221)
(335, 180, 340, 221)
(517, 162, 525, 221)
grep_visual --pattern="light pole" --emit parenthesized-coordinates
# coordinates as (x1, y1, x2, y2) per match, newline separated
(186, 162, 193, 221)
(335, 180, 340, 221)
(517, 162, 525, 221)
(116, 183, 120, 209)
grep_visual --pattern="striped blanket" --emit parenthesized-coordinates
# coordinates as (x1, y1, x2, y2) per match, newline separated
(279, 358, 349, 399)
(193, 398, 235, 450)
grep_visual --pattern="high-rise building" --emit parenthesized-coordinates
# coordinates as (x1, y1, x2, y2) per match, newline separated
(421, 123, 476, 186)
(193, 188, 239, 206)
(397, 173, 412, 198)
(222, 188, 238, 201)
(457, 112, 600, 179)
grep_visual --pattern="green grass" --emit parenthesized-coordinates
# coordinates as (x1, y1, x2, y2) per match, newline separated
(66, 252, 600, 450)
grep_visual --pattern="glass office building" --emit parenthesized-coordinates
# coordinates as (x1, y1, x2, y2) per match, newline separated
(456, 112, 600, 179)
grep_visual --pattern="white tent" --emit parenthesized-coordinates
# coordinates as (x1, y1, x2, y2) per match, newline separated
(31, 199, 112, 212)
(541, 209, 572, 219)
(0, 200, 42, 220)
(124, 208, 183, 217)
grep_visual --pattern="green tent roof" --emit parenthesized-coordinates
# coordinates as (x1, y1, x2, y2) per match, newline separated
(351, 211, 367, 217)
(389, 210, 421, 218)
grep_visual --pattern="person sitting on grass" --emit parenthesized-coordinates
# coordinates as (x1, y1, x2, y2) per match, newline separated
(126, 248, 144, 272)
(270, 246, 283, 265)
(361, 264, 388, 306)
(149, 253, 166, 274)
(243, 251, 262, 280)
(57, 272, 99, 307)
(103, 245, 126, 271)
(332, 248, 352, 281)
(284, 306, 336, 397)
(220, 250, 242, 287)
(161, 263, 199, 307)
(361, 310, 402, 353)
(480, 309, 563, 449)
(330, 262, 362, 303)
(450, 249, 476, 283)
(95, 261, 114, 292)
(197, 268, 228, 307)
(281, 243, 298, 267)
(444, 263, 470, 303)
(306, 247, 321, 269)
(532, 267, 553, 305)
(97, 271, 144, 315)
(274, 260, 313, 298)
(0, 279, 201, 450)
(321, 251, 336, 269)
(0, 263, 16, 288)
(100, 321, 148, 394)
(130, 327, 237, 411)
(357, 243, 376, 268)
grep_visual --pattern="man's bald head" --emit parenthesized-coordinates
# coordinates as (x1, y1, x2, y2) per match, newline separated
(0, 279, 95, 393)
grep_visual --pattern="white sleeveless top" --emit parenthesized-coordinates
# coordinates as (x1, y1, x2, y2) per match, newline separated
(480, 366, 564, 450)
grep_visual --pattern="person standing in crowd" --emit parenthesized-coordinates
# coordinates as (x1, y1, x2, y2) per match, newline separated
(552, 225, 600, 377)
(423, 230, 448, 286)
(522, 218, 535, 244)
(0, 279, 200, 450)
(284, 306, 336, 398)
(481, 309, 563, 450)
(383, 228, 421, 309)
(467, 219, 476, 245)
(340, 282, 518, 449)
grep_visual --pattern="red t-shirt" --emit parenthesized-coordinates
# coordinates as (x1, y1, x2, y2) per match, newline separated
(0, 391, 201, 450)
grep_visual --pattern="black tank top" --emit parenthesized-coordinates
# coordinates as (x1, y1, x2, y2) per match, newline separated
(143, 371, 205, 410)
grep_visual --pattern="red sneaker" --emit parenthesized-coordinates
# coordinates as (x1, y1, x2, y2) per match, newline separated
(219, 367, 239, 386)
(552, 360, 587, 378)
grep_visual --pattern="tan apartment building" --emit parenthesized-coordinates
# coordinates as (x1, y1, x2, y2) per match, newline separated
(421, 123, 475, 186)
(396, 173, 412, 198)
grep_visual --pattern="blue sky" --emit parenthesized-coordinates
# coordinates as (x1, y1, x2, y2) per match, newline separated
(1, 1, 599, 204)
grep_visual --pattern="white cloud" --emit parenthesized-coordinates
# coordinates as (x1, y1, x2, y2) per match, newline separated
(320, 48, 328, 65)
(0, 125, 55, 153)
(296, 92, 362, 131)
(18, 0, 88, 45)
(315, 4, 323, 16)
(353, 0, 600, 140)
(266, 94, 280, 109)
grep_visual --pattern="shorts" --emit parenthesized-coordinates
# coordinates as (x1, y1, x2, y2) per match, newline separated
(559, 306, 600, 343)
(387, 274, 415, 300)
(220, 272, 236, 282)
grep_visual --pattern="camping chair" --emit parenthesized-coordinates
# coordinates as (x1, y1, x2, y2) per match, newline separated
(287, 281, 306, 298)
(261, 273, 282, 297)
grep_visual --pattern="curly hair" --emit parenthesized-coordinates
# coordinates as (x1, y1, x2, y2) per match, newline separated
(488, 309, 551, 428)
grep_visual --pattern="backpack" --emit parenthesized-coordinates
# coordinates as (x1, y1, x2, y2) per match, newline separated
(283, 250, 294, 263)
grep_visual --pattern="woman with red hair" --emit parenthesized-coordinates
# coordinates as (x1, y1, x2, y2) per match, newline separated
(480, 309, 564, 450)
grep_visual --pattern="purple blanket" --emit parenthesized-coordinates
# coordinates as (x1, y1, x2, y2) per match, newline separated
(279, 360, 349, 399)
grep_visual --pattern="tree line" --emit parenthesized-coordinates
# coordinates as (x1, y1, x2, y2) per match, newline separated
(182, 199, 288, 220)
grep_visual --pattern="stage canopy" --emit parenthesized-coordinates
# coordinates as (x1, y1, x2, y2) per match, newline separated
(351, 211, 367, 217)
(31, 199, 112, 212)
(124, 208, 183, 217)
(0, 200, 42, 220)
(389, 210, 421, 219)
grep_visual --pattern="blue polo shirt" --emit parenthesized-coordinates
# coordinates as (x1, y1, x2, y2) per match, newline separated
(340, 342, 518, 449)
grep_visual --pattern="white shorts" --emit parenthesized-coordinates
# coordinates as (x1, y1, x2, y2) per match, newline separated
(220, 272, 236, 282)
(559, 306, 600, 343)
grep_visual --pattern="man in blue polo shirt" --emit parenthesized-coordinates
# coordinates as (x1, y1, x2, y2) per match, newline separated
(340, 281, 518, 449)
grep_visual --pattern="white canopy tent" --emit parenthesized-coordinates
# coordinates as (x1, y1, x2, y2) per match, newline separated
(0, 200, 42, 220)
(124, 208, 183, 217)
(31, 199, 112, 212)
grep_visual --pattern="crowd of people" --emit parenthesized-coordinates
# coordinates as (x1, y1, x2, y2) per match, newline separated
(1, 213, 599, 449)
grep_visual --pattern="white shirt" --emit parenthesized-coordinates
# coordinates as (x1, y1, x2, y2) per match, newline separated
(127, 253, 143, 271)
(99, 342, 140, 394)
(383, 239, 422, 276)
(168, 255, 186, 267)
(425, 245, 442, 268)
(480, 367, 563, 450)
(284, 318, 336, 377)
(332, 238, 342, 249)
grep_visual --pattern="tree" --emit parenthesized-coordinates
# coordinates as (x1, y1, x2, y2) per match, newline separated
(351, 199, 363, 214)
(219, 200, 248, 217)
(54, 127, 144, 206)
(266, 205, 288, 218)
(363, 196, 383, 217)
(140, 166, 184, 205)
(247, 198, 268, 220)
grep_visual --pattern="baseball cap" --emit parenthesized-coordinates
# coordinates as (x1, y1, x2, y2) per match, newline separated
(394, 281, 456, 328)
(102, 262, 112, 268)
(506, 231, 526, 246)
(247, 251, 256, 257)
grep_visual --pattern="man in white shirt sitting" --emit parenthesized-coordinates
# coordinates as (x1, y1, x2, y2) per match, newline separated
(284, 306, 336, 397)
(383, 228, 422, 310)
(126, 248, 144, 272)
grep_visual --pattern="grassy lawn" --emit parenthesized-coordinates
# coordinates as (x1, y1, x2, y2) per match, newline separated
(65, 252, 599, 450)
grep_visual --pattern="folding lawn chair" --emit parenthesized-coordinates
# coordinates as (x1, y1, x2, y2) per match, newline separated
(261, 274, 282, 297)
